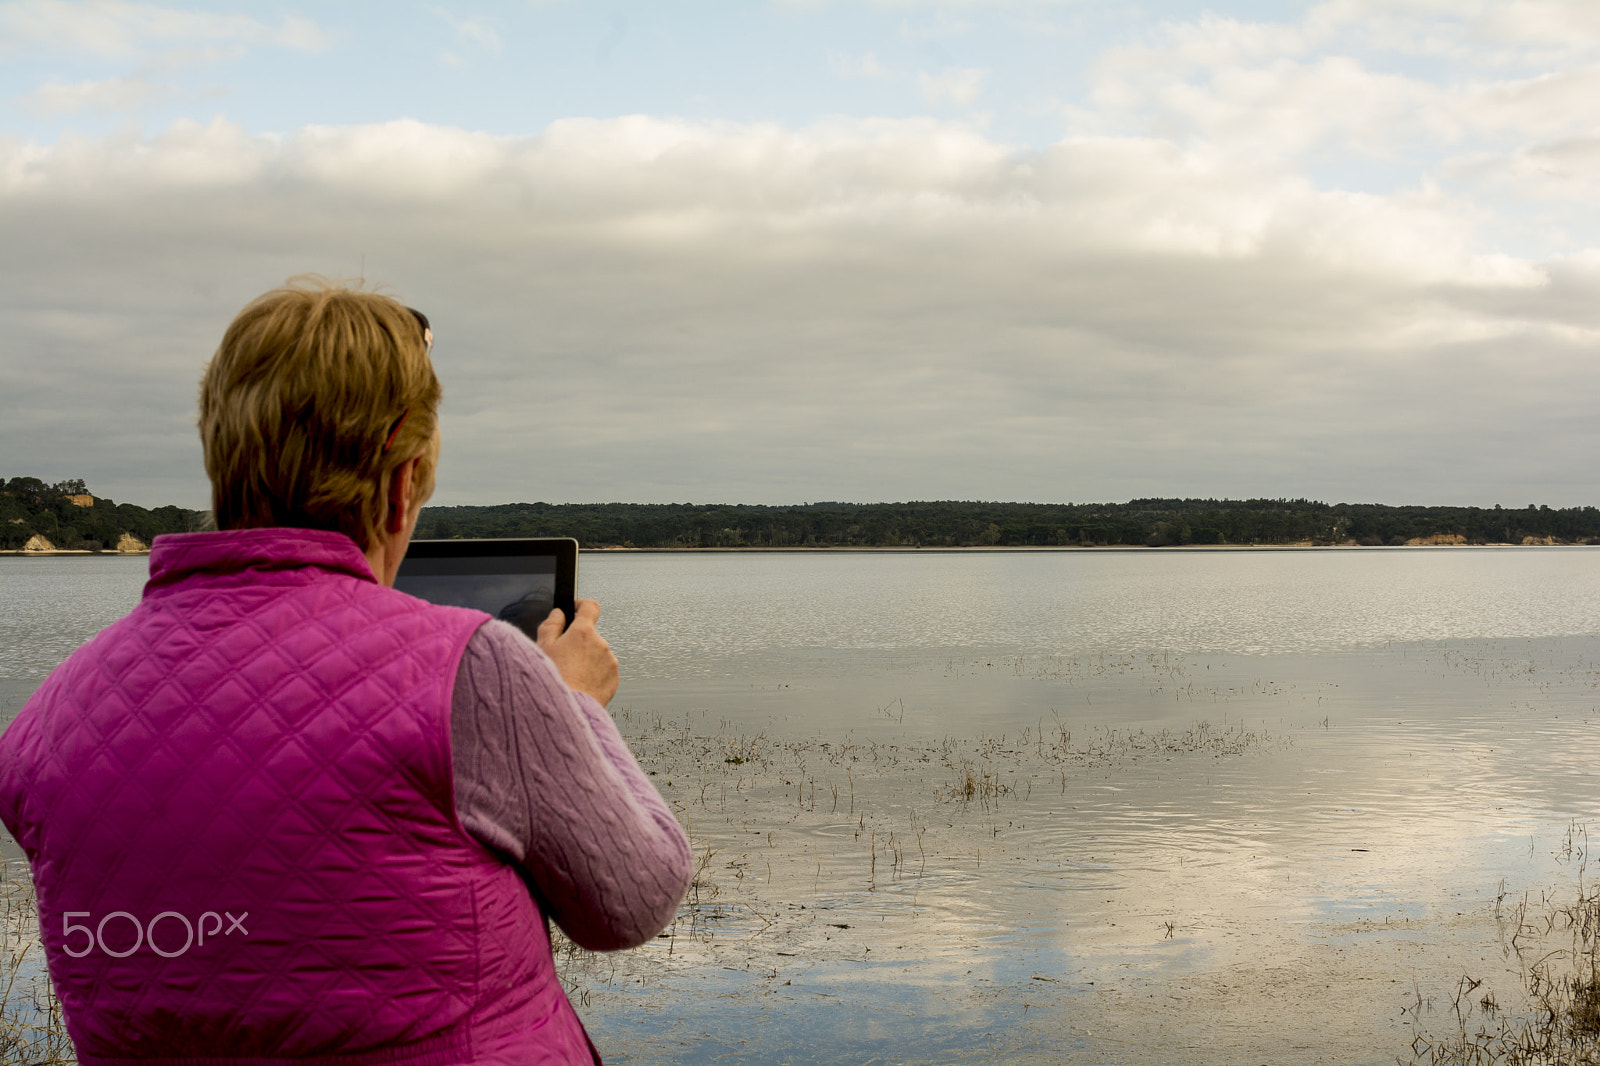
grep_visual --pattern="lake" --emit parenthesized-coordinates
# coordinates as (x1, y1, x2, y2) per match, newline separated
(5, 547, 1600, 1063)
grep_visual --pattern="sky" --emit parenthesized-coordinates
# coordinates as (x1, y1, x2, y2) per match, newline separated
(3, 1, 1599, 510)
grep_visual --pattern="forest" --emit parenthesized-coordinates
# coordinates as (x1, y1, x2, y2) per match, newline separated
(0, 477, 206, 551)
(7, 476, 1598, 551)
(414, 498, 1600, 549)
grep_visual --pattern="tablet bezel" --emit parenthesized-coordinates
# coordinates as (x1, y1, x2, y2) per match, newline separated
(398, 537, 578, 634)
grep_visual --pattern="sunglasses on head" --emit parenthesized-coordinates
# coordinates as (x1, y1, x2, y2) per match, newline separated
(407, 307, 433, 353)
(382, 307, 432, 454)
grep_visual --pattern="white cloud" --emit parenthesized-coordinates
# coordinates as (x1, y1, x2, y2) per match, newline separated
(1075, 0, 1600, 234)
(830, 50, 891, 79)
(1447, 135, 1600, 202)
(1460, 65, 1600, 143)
(0, 0, 325, 56)
(431, 9, 502, 56)
(2, 116, 1595, 509)
(19, 75, 166, 115)
(1307, 0, 1600, 64)
(918, 66, 985, 105)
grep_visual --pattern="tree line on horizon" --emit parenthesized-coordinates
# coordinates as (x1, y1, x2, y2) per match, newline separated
(6, 477, 1598, 551)
(415, 498, 1600, 549)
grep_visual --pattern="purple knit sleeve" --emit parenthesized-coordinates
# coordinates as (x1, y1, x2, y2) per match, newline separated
(450, 620, 692, 951)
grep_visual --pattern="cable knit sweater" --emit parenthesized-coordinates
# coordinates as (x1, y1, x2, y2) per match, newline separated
(450, 619, 691, 951)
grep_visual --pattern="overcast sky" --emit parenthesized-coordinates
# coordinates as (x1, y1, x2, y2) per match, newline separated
(3, 1, 1599, 509)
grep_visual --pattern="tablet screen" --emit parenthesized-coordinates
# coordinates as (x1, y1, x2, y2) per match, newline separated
(395, 539, 577, 639)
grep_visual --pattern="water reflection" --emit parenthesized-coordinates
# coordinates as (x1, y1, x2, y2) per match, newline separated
(577, 634, 1600, 1063)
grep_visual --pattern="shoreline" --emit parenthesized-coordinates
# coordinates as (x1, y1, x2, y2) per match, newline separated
(3, 542, 1597, 557)
(0, 549, 150, 556)
(580, 541, 1596, 552)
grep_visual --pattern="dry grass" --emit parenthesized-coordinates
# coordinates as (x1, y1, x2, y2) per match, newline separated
(1405, 828, 1600, 1065)
(0, 858, 72, 1064)
(946, 763, 1010, 805)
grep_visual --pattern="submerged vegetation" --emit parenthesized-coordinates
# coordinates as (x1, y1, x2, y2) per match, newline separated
(551, 681, 1286, 1008)
(0, 859, 70, 1063)
(1407, 827, 1600, 1066)
(415, 498, 1600, 549)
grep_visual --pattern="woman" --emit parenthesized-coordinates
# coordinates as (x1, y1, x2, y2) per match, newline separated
(0, 279, 692, 1064)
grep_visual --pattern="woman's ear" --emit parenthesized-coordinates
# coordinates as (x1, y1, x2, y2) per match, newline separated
(386, 459, 418, 534)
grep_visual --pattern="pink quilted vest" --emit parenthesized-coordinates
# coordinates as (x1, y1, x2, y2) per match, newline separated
(0, 528, 599, 1064)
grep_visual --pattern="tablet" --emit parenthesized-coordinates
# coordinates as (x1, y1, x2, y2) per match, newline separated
(394, 538, 578, 640)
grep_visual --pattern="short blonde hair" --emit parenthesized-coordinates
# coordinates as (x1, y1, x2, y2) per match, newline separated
(199, 277, 441, 552)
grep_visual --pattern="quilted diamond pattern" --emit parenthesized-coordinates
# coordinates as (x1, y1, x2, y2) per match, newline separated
(0, 529, 595, 1064)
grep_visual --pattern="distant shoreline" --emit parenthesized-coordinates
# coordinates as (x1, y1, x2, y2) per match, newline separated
(0, 549, 149, 556)
(5, 542, 1597, 558)
(411, 499, 1600, 550)
(581, 542, 1597, 552)
(12, 481, 1598, 554)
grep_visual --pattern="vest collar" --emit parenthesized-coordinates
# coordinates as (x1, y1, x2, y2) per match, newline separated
(145, 528, 378, 592)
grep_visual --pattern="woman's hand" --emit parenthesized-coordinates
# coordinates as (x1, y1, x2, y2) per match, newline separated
(536, 599, 619, 707)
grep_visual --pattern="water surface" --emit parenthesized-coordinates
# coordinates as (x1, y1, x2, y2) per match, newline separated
(4, 547, 1600, 1063)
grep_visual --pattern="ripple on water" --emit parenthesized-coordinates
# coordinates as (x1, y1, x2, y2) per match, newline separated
(0, 556, 146, 682)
